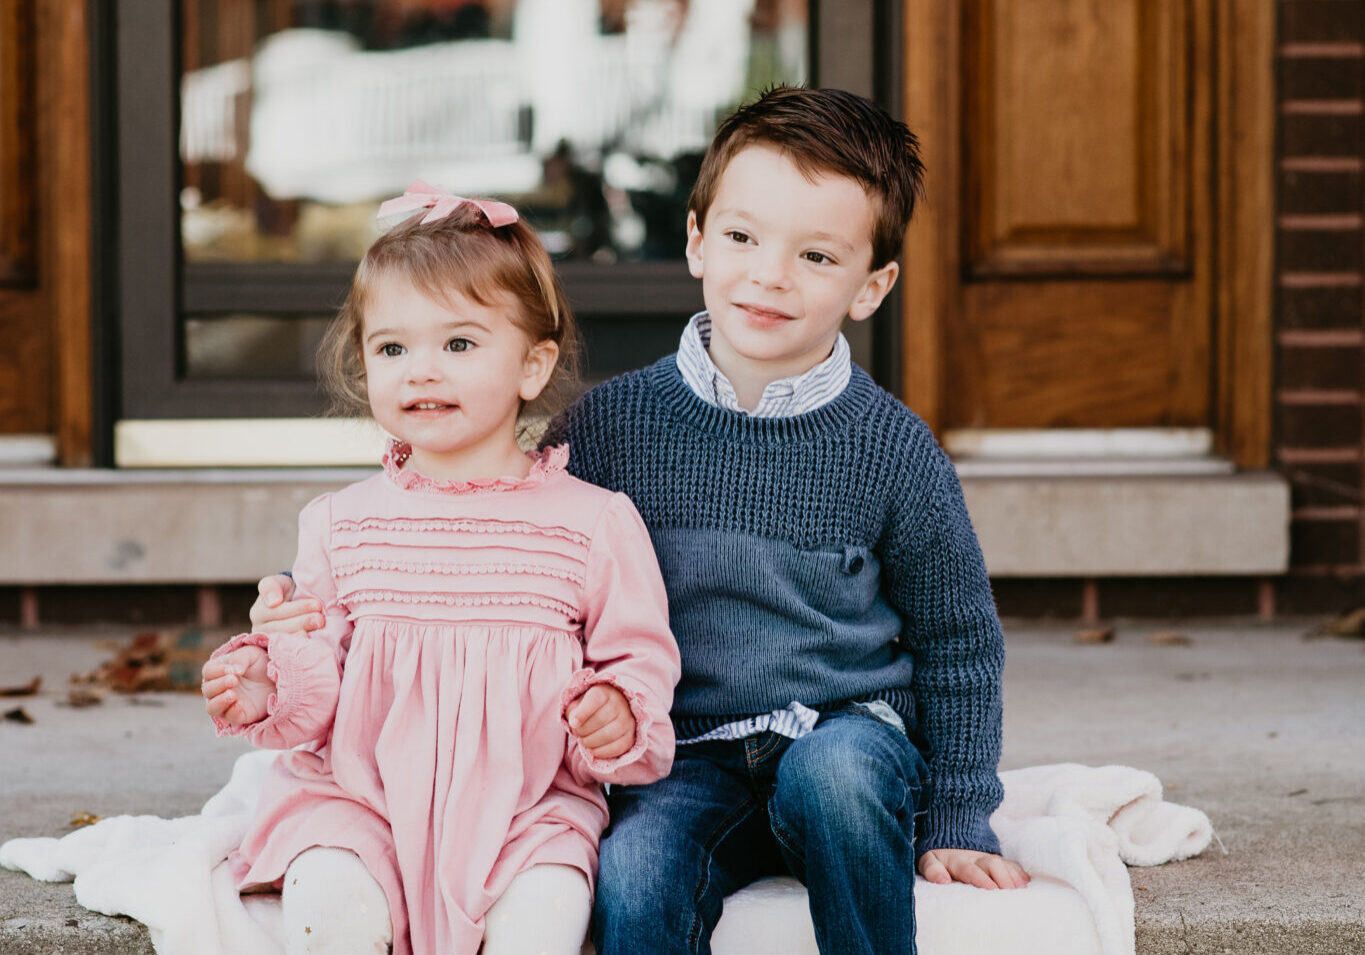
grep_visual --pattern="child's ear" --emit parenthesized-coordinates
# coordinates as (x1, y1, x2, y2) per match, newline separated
(684, 211, 705, 279)
(519, 339, 560, 402)
(848, 261, 900, 322)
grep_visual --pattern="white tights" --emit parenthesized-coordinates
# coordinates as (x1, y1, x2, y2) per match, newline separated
(281, 848, 590, 955)
(482, 862, 592, 955)
(282, 847, 392, 955)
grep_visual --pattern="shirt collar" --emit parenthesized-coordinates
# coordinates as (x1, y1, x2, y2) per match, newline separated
(675, 311, 852, 418)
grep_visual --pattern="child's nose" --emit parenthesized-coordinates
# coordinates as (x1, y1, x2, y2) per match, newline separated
(751, 250, 791, 289)
(405, 352, 442, 382)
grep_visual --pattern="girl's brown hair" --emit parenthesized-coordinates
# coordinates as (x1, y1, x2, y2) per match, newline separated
(318, 204, 580, 424)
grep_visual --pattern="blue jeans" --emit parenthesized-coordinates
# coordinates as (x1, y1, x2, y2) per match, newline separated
(593, 705, 931, 955)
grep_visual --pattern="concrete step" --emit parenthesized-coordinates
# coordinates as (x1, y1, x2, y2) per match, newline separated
(0, 467, 1289, 585)
(3, 622, 1361, 954)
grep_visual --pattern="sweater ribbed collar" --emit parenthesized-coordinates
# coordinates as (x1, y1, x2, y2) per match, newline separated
(647, 354, 875, 442)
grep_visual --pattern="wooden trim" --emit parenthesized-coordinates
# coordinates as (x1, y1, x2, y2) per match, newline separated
(901, 0, 958, 432)
(0, 0, 37, 287)
(1215, 0, 1275, 469)
(43, 0, 94, 465)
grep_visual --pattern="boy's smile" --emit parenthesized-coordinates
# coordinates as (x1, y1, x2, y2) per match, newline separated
(685, 144, 898, 409)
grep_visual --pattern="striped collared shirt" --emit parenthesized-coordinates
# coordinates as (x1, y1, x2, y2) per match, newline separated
(675, 311, 853, 418)
(673, 310, 853, 744)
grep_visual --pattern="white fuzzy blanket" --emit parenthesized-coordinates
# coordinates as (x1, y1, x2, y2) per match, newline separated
(1, 756, 1211, 955)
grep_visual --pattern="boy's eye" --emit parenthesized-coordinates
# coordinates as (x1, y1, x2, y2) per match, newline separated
(446, 338, 472, 353)
(725, 230, 752, 244)
(379, 343, 404, 357)
(803, 251, 831, 265)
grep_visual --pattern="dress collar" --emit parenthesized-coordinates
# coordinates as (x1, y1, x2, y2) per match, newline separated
(382, 439, 569, 494)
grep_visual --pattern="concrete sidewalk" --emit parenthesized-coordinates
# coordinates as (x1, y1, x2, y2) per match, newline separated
(2, 620, 1362, 954)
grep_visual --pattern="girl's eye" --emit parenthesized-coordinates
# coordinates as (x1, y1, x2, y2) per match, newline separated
(379, 343, 404, 357)
(446, 338, 472, 353)
(804, 251, 831, 265)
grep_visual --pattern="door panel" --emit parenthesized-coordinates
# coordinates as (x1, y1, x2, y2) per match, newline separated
(907, 0, 1219, 435)
(965, 0, 1191, 278)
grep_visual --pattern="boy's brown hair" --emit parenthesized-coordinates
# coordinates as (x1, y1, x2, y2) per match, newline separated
(687, 86, 925, 269)
(318, 204, 580, 422)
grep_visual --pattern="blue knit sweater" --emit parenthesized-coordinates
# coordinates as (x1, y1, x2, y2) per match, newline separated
(547, 355, 1005, 855)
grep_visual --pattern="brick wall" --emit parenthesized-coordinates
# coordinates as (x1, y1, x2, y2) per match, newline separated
(1276, 0, 1365, 610)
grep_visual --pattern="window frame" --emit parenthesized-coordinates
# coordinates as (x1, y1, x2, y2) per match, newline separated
(111, 0, 903, 422)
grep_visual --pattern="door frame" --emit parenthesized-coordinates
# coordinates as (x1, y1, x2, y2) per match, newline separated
(901, 0, 1274, 468)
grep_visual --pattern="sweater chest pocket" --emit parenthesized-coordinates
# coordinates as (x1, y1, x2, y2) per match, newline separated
(797, 544, 883, 622)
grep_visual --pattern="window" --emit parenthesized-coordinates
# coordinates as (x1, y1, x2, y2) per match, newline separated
(112, 0, 901, 431)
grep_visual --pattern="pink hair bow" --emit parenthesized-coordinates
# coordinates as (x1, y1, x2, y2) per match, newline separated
(376, 180, 519, 227)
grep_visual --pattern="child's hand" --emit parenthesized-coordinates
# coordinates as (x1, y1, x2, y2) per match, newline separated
(565, 684, 636, 760)
(202, 646, 275, 725)
(250, 574, 324, 635)
(918, 849, 1030, 889)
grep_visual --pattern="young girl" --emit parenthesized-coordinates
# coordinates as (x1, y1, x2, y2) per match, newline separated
(200, 182, 680, 955)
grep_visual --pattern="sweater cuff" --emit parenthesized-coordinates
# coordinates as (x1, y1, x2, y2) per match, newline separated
(560, 668, 655, 776)
(916, 804, 1002, 858)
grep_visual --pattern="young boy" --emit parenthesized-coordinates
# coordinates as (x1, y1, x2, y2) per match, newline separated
(252, 86, 1026, 954)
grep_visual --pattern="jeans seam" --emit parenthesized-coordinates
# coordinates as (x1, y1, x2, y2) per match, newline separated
(767, 802, 801, 862)
(747, 731, 784, 767)
(686, 801, 760, 954)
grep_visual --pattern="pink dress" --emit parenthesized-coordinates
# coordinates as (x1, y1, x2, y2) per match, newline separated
(211, 443, 680, 955)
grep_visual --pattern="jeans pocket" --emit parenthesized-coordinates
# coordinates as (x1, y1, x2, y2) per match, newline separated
(851, 699, 907, 735)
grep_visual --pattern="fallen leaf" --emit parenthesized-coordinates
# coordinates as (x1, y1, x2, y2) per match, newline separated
(1323, 607, 1365, 638)
(3, 706, 34, 724)
(66, 686, 106, 708)
(1148, 631, 1192, 646)
(0, 676, 41, 697)
(68, 812, 102, 828)
(76, 629, 228, 693)
(1074, 627, 1115, 644)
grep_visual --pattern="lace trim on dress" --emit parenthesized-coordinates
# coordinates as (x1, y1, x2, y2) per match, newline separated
(341, 589, 580, 620)
(382, 439, 570, 495)
(331, 516, 591, 548)
(332, 558, 586, 586)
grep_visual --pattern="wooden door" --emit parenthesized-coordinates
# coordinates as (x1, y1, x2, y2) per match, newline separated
(0, 0, 47, 438)
(0, 1, 92, 464)
(902, 0, 1273, 466)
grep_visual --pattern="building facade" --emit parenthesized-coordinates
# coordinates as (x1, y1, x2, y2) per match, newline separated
(1, 1, 1361, 624)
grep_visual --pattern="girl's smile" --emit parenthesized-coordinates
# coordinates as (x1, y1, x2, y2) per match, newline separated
(361, 271, 557, 485)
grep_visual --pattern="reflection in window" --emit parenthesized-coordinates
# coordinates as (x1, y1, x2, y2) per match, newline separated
(184, 315, 331, 379)
(180, 0, 809, 265)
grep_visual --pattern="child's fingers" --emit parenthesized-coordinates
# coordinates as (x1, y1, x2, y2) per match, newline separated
(256, 574, 295, 608)
(566, 686, 610, 732)
(917, 852, 952, 885)
(948, 857, 999, 890)
(584, 733, 633, 760)
(984, 856, 1030, 889)
(250, 575, 322, 633)
(204, 688, 235, 720)
(250, 602, 323, 634)
(577, 711, 634, 751)
(201, 672, 236, 700)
